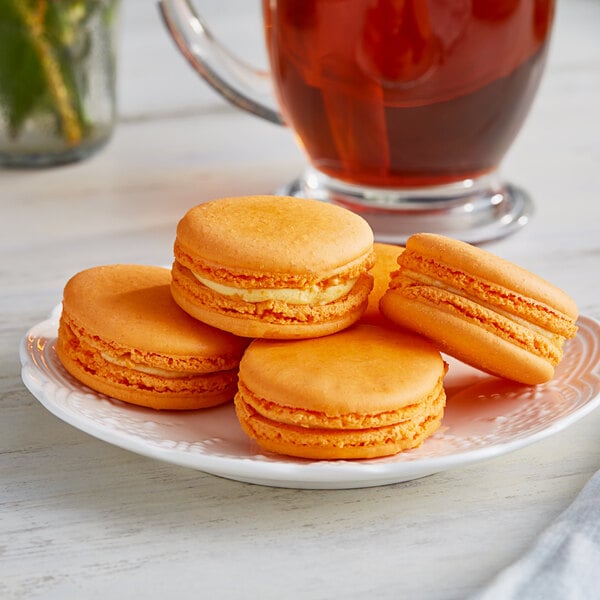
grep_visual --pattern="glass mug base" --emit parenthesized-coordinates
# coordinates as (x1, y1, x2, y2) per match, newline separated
(279, 167, 533, 245)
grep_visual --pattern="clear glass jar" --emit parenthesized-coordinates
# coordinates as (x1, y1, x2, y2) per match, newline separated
(0, 0, 119, 167)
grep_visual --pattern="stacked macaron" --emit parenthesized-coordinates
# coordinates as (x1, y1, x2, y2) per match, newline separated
(55, 195, 579, 462)
(170, 195, 375, 339)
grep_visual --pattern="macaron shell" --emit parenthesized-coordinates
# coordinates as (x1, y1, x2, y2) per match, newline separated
(405, 233, 578, 319)
(171, 262, 373, 339)
(239, 326, 445, 413)
(380, 291, 555, 384)
(175, 196, 374, 281)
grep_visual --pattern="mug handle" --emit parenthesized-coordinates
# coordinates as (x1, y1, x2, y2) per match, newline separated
(158, 0, 285, 125)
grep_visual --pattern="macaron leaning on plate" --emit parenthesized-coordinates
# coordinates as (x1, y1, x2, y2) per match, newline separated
(170, 195, 375, 339)
(234, 324, 447, 460)
(56, 264, 249, 409)
(380, 233, 579, 385)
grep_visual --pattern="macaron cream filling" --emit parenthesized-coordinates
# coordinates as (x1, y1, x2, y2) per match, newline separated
(391, 269, 572, 362)
(192, 272, 358, 306)
(396, 270, 574, 332)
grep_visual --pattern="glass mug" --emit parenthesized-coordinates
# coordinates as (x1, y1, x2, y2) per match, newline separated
(159, 0, 555, 243)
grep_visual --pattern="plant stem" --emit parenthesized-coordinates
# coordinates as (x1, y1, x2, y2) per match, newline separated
(14, 0, 83, 145)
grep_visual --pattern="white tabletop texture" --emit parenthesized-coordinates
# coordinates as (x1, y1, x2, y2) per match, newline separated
(2, 1, 600, 598)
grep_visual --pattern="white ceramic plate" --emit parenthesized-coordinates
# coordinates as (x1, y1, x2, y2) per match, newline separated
(20, 306, 600, 489)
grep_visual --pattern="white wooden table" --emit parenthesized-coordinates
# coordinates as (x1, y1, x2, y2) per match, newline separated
(2, 1, 599, 598)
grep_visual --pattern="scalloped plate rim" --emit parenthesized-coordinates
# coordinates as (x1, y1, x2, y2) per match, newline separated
(19, 308, 600, 489)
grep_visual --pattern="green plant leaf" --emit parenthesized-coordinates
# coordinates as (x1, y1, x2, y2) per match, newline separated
(0, 0, 114, 143)
(0, 4, 48, 137)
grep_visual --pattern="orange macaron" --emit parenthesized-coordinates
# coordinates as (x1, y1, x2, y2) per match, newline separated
(360, 242, 404, 327)
(56, 265, 249, 410)
(170, 195, 375, 339)
(380, 233, 579, 384)
(234, 324, 447, 460)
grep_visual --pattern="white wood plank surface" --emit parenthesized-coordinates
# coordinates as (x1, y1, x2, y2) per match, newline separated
(1, 1, 599, 598)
